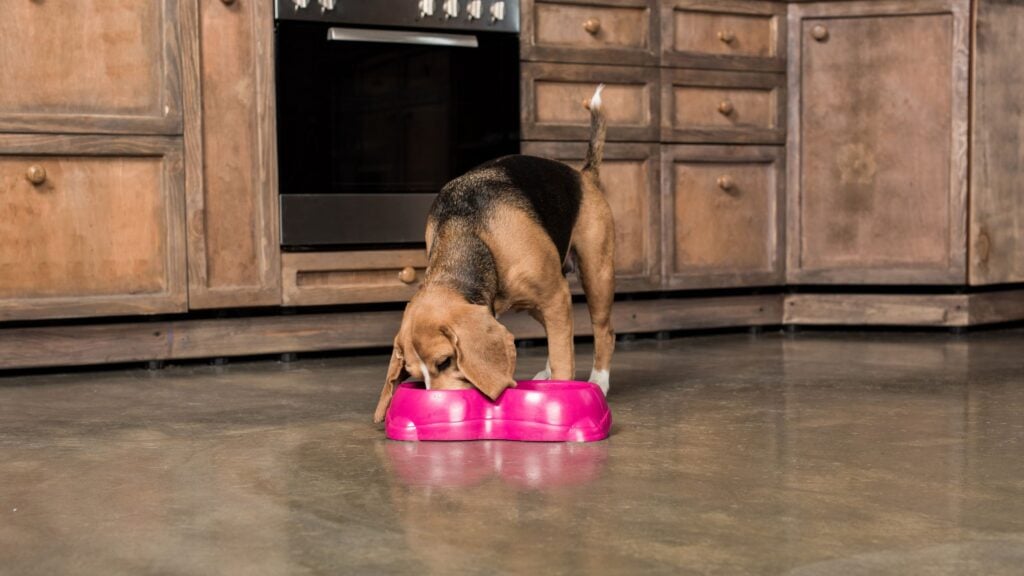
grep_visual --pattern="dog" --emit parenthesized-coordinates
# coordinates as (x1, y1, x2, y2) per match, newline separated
(374, 85, 614, 423)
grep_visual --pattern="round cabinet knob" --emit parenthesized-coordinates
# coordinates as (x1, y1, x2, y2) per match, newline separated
(718, 30, 736, 44)
(718, 100, 735, 116)
(398, 267, 418, 284)
(26, 165, 47, 186)
(583, 18, 601, 35)
(811, 25, 829, 41)
(717, 175, 735, 191)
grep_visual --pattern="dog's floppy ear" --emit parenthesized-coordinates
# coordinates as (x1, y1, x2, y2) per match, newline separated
(374, 337, 409, 423)
(442, 306, 517, 400)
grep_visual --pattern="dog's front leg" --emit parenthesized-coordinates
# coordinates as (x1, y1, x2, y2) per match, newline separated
(535, 284, 575, 381)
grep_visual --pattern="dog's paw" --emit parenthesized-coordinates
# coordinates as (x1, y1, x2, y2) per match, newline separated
(588, 369, 610, 396)
(533, 361, 552, 381)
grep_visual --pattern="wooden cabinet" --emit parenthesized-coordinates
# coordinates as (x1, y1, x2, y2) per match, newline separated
(281, 251, 426, 306)
(787, 0, 969, 284)
(660, 68, 784, 144)
(183, 0, 281, 308)
(0, 135, 187, 321)
(662, 145, 784, 289)
(522, 142, 661, 291)
(522, 63, 660, 142)
(0, 0, 182, 135)
(521, 0, 658, 66)
(660, 0, 786, 72)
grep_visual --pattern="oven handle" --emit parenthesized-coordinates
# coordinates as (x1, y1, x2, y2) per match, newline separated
(327, 27, 479, 48)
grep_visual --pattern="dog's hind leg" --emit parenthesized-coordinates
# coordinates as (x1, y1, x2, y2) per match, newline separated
(572, 180, 615, 396)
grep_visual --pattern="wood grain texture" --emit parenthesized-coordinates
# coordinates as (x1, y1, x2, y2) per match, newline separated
(521, 0, 659, 66)
(0, 295, 784, 370)
(784, 293, 969, 327)
(282, 250, 428, 306)
(786, 0, 969, 285)
(184, 0, 281, 309)
(968, 0, 1024, 285)
(662, 145, 785, 289)
(660, 0, 786, 72)
(0, 0, 182, 135)
(522, 62, 660, 142)
(0, 135, 187, 322)
(522, 141, 661, 292)
(660, 68, 785, 144)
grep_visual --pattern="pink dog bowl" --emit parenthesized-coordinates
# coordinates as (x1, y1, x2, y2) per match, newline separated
(385, 380, 611, 442)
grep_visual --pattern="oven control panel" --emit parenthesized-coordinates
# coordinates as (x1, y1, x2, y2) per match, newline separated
(276, 0, 519, 33)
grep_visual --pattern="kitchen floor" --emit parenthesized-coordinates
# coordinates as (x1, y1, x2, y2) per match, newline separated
(2, 330, 1024, 575)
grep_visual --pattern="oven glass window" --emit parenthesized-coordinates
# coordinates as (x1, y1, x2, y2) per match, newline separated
(276, 22, 520, 197)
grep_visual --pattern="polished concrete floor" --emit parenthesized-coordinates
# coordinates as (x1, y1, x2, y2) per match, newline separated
(2, 330, 1024, 575)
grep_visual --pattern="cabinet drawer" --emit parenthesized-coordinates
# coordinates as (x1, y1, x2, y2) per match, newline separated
(282, 251, 427, 306)
(0, 0, 182, 135)
(522, 63, 660, 142)
(522, 0, 658, 65)
(0, 135, 187, 321)
(661, 69, 784, 144)
(661, 0, 785, 71)
(662, 145, 784, 289)
(522, 142, 660, 291)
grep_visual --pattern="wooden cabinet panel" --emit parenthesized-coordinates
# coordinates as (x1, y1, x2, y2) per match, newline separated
(183, 0, 281, 308)
(662, 145, 784, 289)
(661, 0, 785, 72)
(282, 251, 426, 306)
(787, 0, 969, 285)
(522, 63, 659, 142)
(661, 68, 784, 144)
(0, 135, 186, 321)
(0, 0, 181, 135)
(969, 0, 1024, 285)
(522, 142, 661, 291)
(521, 0, 658, 66)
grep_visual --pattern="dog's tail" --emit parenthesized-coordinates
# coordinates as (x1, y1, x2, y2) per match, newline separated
(583, 84, 606, 175)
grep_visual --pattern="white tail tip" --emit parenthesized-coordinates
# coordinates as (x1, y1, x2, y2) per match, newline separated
(589, 83, 605, 112)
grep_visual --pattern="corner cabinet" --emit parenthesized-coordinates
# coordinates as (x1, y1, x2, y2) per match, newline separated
(786, 0, 970, 285)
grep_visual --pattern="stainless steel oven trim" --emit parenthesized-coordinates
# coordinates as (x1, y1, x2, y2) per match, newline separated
(326, 27, 479, 48)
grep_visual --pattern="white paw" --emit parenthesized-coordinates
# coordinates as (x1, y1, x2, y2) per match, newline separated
(588, 369, 610, 396)
(533, 361, 552, 380)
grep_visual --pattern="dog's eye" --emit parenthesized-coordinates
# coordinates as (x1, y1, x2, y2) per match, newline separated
(436, 356, 452, 372)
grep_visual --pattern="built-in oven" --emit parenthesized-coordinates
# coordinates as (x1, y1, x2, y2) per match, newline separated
(275, 0, 521, 249)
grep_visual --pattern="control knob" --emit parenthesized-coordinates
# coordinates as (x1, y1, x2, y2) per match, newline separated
(490, 1, 506, 22)
(318, 0, 335, 12)
(292, 0, 309, 10)
(418, 0, 435, 18)
(467, 0, 482, 20)
(442, 0, 459, 19)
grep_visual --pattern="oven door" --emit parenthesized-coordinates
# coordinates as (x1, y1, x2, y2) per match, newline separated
(276, 21, 520, 249)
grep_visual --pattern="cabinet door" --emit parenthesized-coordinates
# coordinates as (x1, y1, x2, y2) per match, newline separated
(660, 0, 785, 72)
(662, 145, 784, 289)
(787, 0, 969, 284)
(183, 0, 281, 308)
(522, 142, 661, 291)
(0, 0, 181, 135)
(521, 0, 658, 66)
(0, 135, 187, 322)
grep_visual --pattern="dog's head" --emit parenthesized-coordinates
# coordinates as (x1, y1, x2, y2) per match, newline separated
(374, 286, 517, 423)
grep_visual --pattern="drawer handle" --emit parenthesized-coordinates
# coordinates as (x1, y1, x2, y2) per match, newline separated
(717, 100, 735, 116)
(583, 18, 601, 35)
(717, 175, 736, 192)
(25, 165, 47, 186)
(811, 25, 829, 41)
(221, 0, 237, 4)
(718, 30, 736, 44)
(398, 266, 418, 284)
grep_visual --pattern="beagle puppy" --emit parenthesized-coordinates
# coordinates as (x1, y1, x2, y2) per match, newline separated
(374, 85, 614, 423)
